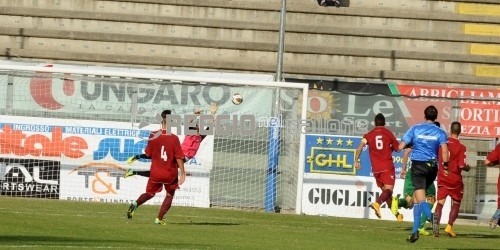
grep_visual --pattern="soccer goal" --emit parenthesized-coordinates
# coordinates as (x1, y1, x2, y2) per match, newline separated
(0, 64, 309, 214)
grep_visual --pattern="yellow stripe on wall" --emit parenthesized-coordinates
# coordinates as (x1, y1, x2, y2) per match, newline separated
(475, 65, 500, 77)
(463, 24, 500, 36)
(470, 44, 500, 56)
(458, 3, 500, 16)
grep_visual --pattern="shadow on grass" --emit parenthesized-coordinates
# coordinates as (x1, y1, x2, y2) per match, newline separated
(172, 221, 241, 226)
(383, 226, 413, 232)
(392, 227, 500, 239)
(0, 235, 212, 248)
(0, 235, 131, 244)
(455, 233, 500, 239)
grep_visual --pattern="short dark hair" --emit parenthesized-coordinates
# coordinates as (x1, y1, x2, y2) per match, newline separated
(434, 121, 440, 128)
(374, 113, 385, 126)
(424, 105, 438, 121)
(161, 109, 172, 119)
(450, 121, 461, 135)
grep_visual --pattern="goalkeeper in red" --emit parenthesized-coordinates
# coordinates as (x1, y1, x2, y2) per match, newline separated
(433, 121, 470, 237)
(354, 113, 402, 221)
(126, 109, 186, 225)
(484, 140, 500, 229)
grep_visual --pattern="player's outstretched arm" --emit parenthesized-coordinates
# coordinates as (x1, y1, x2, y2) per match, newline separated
(485, 144, 500, 166)
(198, 102, 219, 137)
(209, 102, 219, 115)
(485, 158, 491, 166)
(400, 148, 411, 179)
(485, 159, 499, 166)
(354, 139, 366, 170)
(399, 127, 415, 151)
(398, 141, 407, 151)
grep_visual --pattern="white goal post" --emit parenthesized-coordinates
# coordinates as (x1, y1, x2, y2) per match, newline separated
(0, 64, 308, 215)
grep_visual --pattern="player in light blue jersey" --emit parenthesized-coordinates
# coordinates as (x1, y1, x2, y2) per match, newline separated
(398, 105, 449, 243)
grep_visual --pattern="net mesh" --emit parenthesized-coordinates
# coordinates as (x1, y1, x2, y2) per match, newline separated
(0, 68, 305, 213)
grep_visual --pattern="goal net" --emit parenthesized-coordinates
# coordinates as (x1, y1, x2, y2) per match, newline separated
(0, 65, 308, 214)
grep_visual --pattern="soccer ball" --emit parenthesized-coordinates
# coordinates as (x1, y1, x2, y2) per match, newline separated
(232, 93, 243, 105)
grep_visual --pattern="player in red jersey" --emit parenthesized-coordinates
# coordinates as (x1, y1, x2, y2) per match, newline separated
(433, 122, 470, 237)
(354, 113, 401, 220)
(484, 140, 500, 229)
(125, 103, 218, 177)
(126, 109, 186, 225)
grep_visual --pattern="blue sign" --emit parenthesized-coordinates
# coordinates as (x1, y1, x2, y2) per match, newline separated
(305, 135, 404, 177)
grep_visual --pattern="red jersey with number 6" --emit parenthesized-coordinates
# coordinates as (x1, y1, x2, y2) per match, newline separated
(145, 130, 184, 184)
(362, 126, 399, 173)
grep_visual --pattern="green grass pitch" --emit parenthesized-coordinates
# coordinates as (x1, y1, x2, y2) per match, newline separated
(1, 197, 499, 249)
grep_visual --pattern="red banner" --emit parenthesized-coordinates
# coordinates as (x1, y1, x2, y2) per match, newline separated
(396, 84, 500, 138)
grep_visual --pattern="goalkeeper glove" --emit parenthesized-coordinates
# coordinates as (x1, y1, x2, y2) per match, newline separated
(209, 102, 219, 115)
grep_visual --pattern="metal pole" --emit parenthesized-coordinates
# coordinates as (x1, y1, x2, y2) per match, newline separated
(275, 0, 287, 82)
(266, 0, 287, 212)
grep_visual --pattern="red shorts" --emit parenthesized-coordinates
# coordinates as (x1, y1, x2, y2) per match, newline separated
(437, 185, 463, 202)
(145, 177, 179, 195)
(373, 168, 395, 187)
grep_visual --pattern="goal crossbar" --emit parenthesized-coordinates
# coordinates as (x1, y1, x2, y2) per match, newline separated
(0, 64, 308, 90)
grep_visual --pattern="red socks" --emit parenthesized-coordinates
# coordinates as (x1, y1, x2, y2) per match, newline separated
(136, 193, 154, 206)
(448, 202, 460, 226)
(158, 195, 174, 220)
(378, 189, 393, 207)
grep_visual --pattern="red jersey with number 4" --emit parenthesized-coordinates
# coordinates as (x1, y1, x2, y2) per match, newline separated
(145, 130, 184, 184)
(362, 126, 399, 173)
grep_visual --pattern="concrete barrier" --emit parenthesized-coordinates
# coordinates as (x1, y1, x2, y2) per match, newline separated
(1, 27, 495, 63)
(2, 7, 500, 44)
(2, 47, 500, 85)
